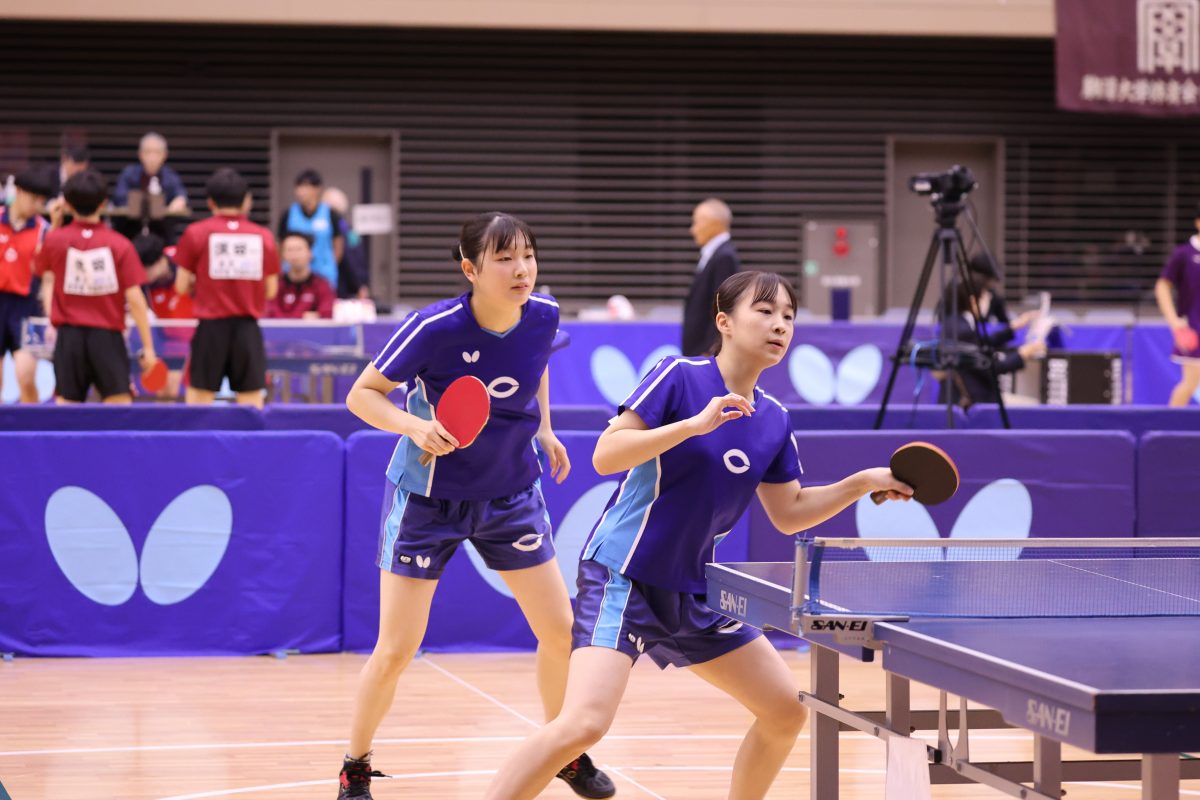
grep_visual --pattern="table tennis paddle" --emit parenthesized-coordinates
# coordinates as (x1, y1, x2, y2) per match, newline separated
(139, 353, 168, 394)
(417, 375, 491, 466)
(1173, 325, 1199, 354)
(871, 441, 959, 506)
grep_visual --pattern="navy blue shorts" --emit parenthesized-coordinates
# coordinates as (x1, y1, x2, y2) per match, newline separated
(0, 290, 33, 356)
(572, 559, 761, 669)
(376, 480, 556, 579)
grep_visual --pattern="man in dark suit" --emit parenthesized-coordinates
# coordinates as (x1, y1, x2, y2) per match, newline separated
(682, 198, 740, 355)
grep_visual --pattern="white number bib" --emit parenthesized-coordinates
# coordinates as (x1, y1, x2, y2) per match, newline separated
(208, 234, 264, 280)
(64, 247, 119, 296)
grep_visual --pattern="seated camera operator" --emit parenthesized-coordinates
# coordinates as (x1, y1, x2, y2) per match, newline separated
(936, 274, 1045, 407)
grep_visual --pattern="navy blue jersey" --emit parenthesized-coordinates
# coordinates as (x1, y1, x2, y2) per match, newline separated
(583, 356, 803, 592)
(374, 292, 559, 500)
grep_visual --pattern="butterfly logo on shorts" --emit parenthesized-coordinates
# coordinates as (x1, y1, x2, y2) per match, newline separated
(415, 555, 432, 569)
(466, 481, 618, 600)
(855, 478, 1032, 560)
(788, 344, 883, 406)
(590, 345, 681, 406)
(44, 486, 233, 606)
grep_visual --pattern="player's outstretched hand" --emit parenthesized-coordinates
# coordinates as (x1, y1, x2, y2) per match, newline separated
(860, 467, 913, 502)
(412, 419, 459, 458)
(688, 393, 754, 436)
(537, 428, 572, 483)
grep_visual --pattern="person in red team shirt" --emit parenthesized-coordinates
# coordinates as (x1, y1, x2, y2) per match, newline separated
(0, 167, 54, 403)
(173, 168, 279, 408)
(135, 232, 192, 398)
(266, 231, 335, 320)
(32, 170, 159, 404)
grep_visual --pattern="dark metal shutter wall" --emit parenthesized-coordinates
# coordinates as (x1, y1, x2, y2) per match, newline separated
(1, 21, 1195, 307)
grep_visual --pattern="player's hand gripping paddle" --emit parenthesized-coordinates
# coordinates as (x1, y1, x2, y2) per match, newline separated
(870, 442, 959, 506)
(1173, 325, 1199, 354)
(139, 352, 168, 393)
(417, 376, 491, 466)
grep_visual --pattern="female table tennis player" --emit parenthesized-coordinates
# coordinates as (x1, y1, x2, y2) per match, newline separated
(338, 212, 614, 800)
(1155, 204, 1200, 407)
(483, 270, 912, 800)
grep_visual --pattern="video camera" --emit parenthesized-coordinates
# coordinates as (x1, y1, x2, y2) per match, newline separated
(908, 165, 977, 204)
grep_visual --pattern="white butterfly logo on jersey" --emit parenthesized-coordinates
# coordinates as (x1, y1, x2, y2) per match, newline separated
(788, 344, 883, 406)
(855, 478, 1032, 560)
(466, 481, 618, 599)
(462, 351, 480, 363)
(590, 345, 682, 406)
(45, 486, 232, 606)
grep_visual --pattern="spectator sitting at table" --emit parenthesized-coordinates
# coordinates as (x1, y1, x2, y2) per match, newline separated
(277, 169, 342, 289)
(321, 186, 371, 299)
(266, 231, 335, 320)
(112, 132, 188, 241)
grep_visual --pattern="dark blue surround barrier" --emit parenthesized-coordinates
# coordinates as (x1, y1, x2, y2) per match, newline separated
(3, 426, 1195, 656)
(0, 432, 343, 656)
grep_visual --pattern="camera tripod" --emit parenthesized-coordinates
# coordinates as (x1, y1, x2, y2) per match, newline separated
(873, 197, 1011, 429)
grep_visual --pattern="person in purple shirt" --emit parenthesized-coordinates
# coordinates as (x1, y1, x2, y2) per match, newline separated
(337, 212, 614, 800)
(1155, 203, 1200, 406)
(483, 271, 912, 800)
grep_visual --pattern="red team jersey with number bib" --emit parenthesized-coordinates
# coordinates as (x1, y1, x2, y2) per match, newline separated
(33, 221, 147, 330)
(173, 215, 280, 320)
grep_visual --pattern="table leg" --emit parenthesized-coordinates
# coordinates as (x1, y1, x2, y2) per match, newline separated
(1033, 734, 1061, 797)
(885, 672, 910, 735)
(810, 644, 839, 800)
(1142, 754, 1180, 800)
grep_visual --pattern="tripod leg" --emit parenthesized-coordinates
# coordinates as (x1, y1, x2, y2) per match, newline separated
(953, 230, 1011, 429)
(875, 231, 943, 429)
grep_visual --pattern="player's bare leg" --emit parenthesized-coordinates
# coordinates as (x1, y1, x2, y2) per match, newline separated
(186, 386, 216, 405)
(13, 349, 39, 403)
(1168, 362, 1200, 407)
(499, 560, 574, 720)
(688, 636, 807, 800)
(348, 571, 439, 757)
(483, 646, 631, 800)
(235, 389, 264, 408)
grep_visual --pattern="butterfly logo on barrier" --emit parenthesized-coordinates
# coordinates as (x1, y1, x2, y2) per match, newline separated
(590, 345, 681, 406)
(854, 478, 1032, 560)
(789, 344, 883, 406)
(44, 485, 233, 606)
(466, 481, 619, 599)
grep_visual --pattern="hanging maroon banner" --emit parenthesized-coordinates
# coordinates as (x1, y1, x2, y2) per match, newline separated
(1057, 0, 1200, 116)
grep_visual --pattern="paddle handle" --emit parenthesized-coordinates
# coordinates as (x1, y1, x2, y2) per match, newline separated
(869, 490, 888, 505)
(418, 451, 434, 467)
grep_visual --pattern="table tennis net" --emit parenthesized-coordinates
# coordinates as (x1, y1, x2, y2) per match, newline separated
(804, 538, 1200, 619)
(22, 317, 363, 358)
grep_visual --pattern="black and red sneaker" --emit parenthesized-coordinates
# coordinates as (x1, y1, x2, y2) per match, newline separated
(556, 752, 616, 798)
(337, 754, 385, 799)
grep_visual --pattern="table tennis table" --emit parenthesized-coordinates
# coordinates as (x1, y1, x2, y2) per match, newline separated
(706, 537, 1200, 799)
(24, 317, 371, 403)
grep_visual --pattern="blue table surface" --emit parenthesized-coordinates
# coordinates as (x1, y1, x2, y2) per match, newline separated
(716, 560, 1200, 695)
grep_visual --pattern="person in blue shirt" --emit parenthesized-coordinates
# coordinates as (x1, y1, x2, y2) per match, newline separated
(112, 133, 189, 242)
(337, 212, 614, 800)
(277, 169, 343, 288)
(483, 270, 912, 800)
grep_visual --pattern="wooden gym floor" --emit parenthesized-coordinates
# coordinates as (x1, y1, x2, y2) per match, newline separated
(1, 649, 1195, 799)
